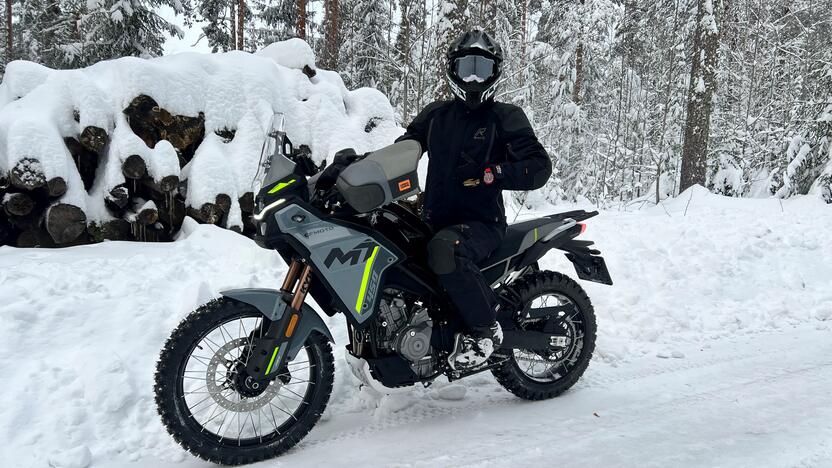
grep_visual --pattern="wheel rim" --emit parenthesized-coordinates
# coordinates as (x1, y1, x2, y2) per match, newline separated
(178, 314, 316, 444)
(513, 292, 586, 383)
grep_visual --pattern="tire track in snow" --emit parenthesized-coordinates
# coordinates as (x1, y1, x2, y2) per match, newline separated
(290, 334, 798, 454)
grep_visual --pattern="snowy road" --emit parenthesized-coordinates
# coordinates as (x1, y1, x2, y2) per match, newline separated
(242, 325, 831, 468)
(3, 189, 831, 467)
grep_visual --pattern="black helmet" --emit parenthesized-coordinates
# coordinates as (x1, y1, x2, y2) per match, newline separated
(446, 28, 504, 109)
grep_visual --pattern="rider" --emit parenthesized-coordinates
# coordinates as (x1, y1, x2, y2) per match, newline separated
(397, 29, 552, 369)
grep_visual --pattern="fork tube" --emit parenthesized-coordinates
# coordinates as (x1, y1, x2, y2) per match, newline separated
(290, 264, 313, 310)
(280, 259, 302, 293)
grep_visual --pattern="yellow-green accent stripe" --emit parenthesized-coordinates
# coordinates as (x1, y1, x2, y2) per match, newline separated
(267, 178, 296, 194)
(533, 228, 539, 242)
(355, 246, 380, 313)
(264, 346, 280, 375)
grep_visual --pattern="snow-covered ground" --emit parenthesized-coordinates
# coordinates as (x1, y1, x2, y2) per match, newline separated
(1, 187, 830, 467)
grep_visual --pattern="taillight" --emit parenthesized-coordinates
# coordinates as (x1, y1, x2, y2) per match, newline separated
(578, 223, 587, 234)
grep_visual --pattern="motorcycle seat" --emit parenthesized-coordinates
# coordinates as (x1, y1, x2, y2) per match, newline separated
(478, 216, 572, 269)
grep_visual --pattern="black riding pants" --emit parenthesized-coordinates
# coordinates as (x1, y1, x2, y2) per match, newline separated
(427, 222, 505, 332)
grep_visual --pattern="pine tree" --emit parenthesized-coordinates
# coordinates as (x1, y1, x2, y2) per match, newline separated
(392, 0, 426, 120)
(339, 0, 391, 92)
(195, 0, 236, 52)
(65, 0, 184, 66)
(354, 0, 391, 93)
(15, 0, 77, 67)
(433, 0, 468, 100)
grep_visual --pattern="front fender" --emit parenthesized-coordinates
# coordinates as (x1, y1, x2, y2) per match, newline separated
(221, 288, 335, 359)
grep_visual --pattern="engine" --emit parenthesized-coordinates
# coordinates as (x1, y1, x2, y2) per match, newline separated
(376, 291, 436, 378)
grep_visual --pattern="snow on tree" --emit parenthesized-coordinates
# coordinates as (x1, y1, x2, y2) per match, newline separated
(193, 0, 237, 52)
(432, 0, 468, 100)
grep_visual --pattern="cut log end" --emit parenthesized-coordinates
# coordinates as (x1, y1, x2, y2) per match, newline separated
(302, 65, 317, 79)
(80, 126, 109, 152)
(17, 228, 56, 248)
(122, 155, 147, 180)
(239, 192, 254, 213)
(106, 186, 130, 211)
(188, 203, 220, 224)
(137, 206, 159, 226)
(10, 158, 46, 191)
(158, 175, 180, 193)
(46, 203, 87, 244)
(215, 193, 232, 214)
(98, 219, 132, 241)
(3, 192, 35, 217)
(47, 177, 67, 198)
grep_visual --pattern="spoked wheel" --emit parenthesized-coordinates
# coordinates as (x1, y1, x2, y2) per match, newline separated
(155, 298, 334, 465)
(491, 271, 597, 400)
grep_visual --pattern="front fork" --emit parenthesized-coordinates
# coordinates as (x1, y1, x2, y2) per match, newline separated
(244, 259, 313, 379)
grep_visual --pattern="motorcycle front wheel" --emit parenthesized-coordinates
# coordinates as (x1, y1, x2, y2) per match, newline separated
(154, 298, 334, 465)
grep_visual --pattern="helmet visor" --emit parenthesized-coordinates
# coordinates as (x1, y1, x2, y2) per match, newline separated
(453, 55, 495, 83)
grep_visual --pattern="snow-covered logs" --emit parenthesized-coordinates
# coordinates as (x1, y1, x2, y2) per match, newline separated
(0, 39, 402, 247)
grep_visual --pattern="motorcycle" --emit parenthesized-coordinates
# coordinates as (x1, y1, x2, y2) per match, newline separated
(154, 114, 613, 465)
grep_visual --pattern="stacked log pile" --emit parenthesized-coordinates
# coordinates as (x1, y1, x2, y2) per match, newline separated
(0, 40, 404, 249)
(0, 94, 259, 247)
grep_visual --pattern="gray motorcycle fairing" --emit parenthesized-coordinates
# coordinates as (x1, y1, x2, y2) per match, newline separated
(221, 288, 334, 359)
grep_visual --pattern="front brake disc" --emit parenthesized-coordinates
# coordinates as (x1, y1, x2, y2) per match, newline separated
(205, 338, 282, 412)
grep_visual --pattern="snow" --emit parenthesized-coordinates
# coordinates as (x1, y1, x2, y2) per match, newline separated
(0, 39, 402, 224)
(2, 188, 831, 467)
(701, 0, 719, 34)
(256, 39, 318, 71)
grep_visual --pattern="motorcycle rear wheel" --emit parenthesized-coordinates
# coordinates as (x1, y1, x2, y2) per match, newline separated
(154, 298, 334, 465)
(491, 271, 597, 400)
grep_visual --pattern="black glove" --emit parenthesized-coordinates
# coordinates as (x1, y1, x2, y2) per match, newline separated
(315, 148, 365, 193)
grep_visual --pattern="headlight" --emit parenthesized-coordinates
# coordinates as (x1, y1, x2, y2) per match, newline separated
(252, 198, 286, 222)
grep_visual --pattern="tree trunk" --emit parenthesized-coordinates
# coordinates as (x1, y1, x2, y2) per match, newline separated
(322, 0, 339, 69)
(680, 0, 723, 192)
(573, 42, 584, 105)
(5, 0, 11, 62)
(230, 1, 237, 50)
(237, 0, 245, 51)
(297, 0, 308, 39)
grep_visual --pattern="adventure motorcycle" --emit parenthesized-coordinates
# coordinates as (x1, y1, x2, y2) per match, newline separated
(154, 114, 613, 465)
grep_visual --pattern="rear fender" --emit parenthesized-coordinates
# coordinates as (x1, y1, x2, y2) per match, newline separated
(221, 288, 335, 360)
(516, 223, 613, 286)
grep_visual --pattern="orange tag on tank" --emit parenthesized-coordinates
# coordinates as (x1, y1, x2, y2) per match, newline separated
(398, 179, 412, 192)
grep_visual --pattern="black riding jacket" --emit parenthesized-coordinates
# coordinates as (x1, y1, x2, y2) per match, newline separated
(397, 100, 552, 228)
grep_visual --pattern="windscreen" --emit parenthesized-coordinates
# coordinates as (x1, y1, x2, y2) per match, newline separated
(251, 113, 295, 194)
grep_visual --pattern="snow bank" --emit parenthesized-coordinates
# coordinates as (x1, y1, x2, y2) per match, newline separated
(0, 40, 402, 222)
(1, 189, 830, 466)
